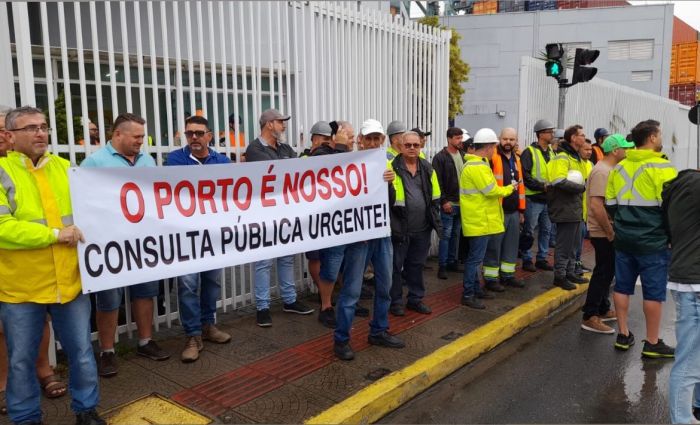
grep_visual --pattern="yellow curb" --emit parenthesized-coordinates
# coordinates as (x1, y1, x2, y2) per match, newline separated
(305, 283, 588, 425)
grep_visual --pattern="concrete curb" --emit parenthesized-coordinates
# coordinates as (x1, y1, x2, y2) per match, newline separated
(305, 283, 588, 424)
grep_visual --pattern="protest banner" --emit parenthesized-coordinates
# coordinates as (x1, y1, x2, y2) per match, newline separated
(69, 149, 390, 293)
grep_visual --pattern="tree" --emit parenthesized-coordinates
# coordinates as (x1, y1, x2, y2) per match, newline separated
(418, 16, 470, 122)
(47, 91, 82, 145)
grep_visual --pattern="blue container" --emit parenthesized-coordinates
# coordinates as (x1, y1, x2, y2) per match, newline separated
(525, 0, 557, 10)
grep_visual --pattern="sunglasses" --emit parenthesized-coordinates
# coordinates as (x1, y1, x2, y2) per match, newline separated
(403, 143, 420, 149)
(185, 130, 210, 138)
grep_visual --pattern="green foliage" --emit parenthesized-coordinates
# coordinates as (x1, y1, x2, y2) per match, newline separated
(47, 91, 82, 145)
(419, 16, 470, 121)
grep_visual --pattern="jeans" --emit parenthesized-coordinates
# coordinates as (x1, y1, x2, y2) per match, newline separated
(391, 230, 432, 306)
(582, 237, 614, 320)
(334, 238, 392, 343)
(522, 200, 551, 263)
(462, 235, 491, 298)
(177, 269, 222, 336)
(438, 205, 461, 267)
(669, 290, 700, 424)
(0, 295, 99, 423)
(254, 255, 297, 310)
(553, 221, 580, 278)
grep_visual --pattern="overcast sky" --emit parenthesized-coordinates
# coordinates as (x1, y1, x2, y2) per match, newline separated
(628, 1, 700, 31)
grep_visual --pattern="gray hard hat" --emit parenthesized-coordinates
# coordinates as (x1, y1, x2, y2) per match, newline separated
(533, 119, 555, 133)
(386, 120, 407, 137)
(310, 121, 332, 137)
(554, 129, 565, 139)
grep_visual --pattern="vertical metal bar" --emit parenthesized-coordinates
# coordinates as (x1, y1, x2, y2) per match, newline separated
(184, 2, 196, 117)
(308, 3, 317, 123)
(299, 3, 308, 141)
(73, 2, 90, 153)
(237, 2, 251, 148)
(146, 1, 163, 163)
(228, 2, 241, 162)
(40, 3, 58, 151)
(57, 3, 76, 163)
(132, 2, 149, 151)
(207, 2, 220, 140)
(0, 5, 15, 107)
(12, 3, 35, 106)
(249, 2, 259, 120)
(332, 3, 340, 120)
(276, 2, 285, 113)
(283, 2, 292, 118)
(292, 1, 302, 152)
(267, 1, 275, 110)
(160, 2, 174, 149)
(196, 2, 207, 118)
(339, 3, 347, 121)
(218, 1, 231, 160)
(119, 1, 133, 112)
(104, 2, 119, 119)
(173, 1, 186, 144)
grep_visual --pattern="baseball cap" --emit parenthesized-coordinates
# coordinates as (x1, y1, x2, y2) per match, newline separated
(594, 128, 610, 140)
(602, 133, 635, 153)
(360, 119, 385, 136)
(410, 127, 431, 138)
(259, 108, 290, 128)
(386, 120, 406, 137)
(310, 121, 332, 137)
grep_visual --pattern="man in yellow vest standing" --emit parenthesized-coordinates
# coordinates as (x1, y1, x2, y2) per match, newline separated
(0, 107, 104, 425)
(460, 128, 517, 310)
(606, 120, 677, 358)
(482, 128, 526, 292)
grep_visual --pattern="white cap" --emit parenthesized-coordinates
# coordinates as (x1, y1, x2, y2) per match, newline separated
(360, 119, 385, 136)
(472, 128, 498, 145)
(461, 128, 470, 142)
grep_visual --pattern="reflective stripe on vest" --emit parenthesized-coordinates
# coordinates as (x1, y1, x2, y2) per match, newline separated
(0, 168, 17, 212)
(525, 145, 550, 196)
(605, 162, 674, 207)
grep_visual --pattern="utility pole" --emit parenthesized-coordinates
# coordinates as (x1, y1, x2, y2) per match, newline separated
(557, 47, 568, 130)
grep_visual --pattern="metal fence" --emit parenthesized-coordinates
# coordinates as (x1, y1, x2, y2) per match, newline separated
(518, 56, 699, 170)
(1, 1, 451, 344)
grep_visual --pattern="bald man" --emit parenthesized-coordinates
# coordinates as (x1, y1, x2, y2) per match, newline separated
(483, 128, 527, 291)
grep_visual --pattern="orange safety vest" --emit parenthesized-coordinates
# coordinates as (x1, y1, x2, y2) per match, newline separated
(592, 145, 604, 163)
(492, 150, 526, 210)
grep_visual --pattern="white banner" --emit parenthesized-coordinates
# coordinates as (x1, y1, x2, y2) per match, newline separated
(69, 149, 391, 293)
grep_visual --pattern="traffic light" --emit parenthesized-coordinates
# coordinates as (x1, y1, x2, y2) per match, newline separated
(545, 43, 563, 80)
(571, 48, 600, 86)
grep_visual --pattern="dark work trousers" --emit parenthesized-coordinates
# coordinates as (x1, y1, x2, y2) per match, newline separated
(582, 237, 614, 320)
(553, 221, 581, 278)
(391, 230, 432, 307)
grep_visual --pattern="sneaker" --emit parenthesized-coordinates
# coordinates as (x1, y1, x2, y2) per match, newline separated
(283, 301, 314, 315)
(535, 260, 554, 271)
(406, 302, 432, 314)
(390, 304, 405, 316)
(318, 308, 336, 329)
(181, 336, 203, 363)
(600, 310, 617, 322)
(257, 309, 272, 327)
(614, 331, 635, 351)
(521, 261, 537, 272)
(202, 324, 231, 344)
(566, 273, 589, 284)
(75, 409, 106, 425)
(484, 280, 505, 293)
(502, 277, 525, 288)
(97, 351, 118, 377)
(368, 331, 406, 348)
(136, 340, 170, 361)
(355, 304, 370, 317)
(333, 341, 355, 361)
(446, 262, 464, 273)
(476, 291, 495, 299)
(437, 266, 448, 280)
(461, 296, 485, 310)
(641, 339, 675, 359)
(553, 275, 576, 291)
(581, 316, 615, 334)
(576, 261, 592, 273)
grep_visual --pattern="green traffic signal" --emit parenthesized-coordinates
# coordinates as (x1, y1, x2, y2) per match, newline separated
(546, 60, 562, 78)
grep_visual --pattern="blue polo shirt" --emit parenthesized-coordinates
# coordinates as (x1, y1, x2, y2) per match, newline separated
(165, 145, 231, 166)
(80, 141, 156, 168)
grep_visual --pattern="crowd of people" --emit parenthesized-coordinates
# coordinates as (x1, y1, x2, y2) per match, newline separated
(0, 104, 697, 425)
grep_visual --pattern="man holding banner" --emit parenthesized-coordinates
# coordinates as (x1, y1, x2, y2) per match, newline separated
(81, 113, 170, 377)
(165, 115, 233, 363)
(245, 109, 314, 327)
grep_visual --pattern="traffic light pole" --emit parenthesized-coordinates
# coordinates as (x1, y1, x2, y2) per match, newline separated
(557, 47, 568, 130)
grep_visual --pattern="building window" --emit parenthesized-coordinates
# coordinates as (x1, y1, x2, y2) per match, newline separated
(609, 40, 654, 61)
(631, 71, 653, 82)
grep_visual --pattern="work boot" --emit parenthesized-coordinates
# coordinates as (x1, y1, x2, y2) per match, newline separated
(333, 341, 355, 361)
(535, 260, 554, 271)
(476, 291, 495, 299)
(461, 296, 485, 310)
(181, 336, 204, 363)
(521, 261, 536, 272)
(318, 307, 336, 329)
(437, 266, 448, 280)
(484, 280, 505, 292)
(390, 304, 405, 316)
(502, 276, 525, 288)
(566, 273, 589, 284)
(75, 410, 106, 425)
(406, 302, 432, 314)
(203, 324, 232, 344)
(553, 275, 576, 291)
(368, 331, 406, 348)
(97, 351, 118, 378)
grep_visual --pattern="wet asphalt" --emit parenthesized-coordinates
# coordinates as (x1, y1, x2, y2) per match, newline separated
(383, 291, 677, 424)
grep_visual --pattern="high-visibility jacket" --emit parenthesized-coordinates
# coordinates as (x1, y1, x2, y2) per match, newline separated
(524, 145, 552, 196)
(592, 144, 604, 164)
(459, 153, 514, 237)
(419, 150, 426, 159)
(582, 159, 593, 221)
(391, 155, 442, 238)
(387, 146, 400, 161)
(0, 152, 81, 304)
(546, 142, 587, 223)
(491, 150, 526, 211)
(605, 149, 677, 254)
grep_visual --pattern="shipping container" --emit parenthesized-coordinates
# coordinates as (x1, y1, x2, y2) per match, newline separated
(472, 0, 498, 14)
(669, 83, 700, 107)
(526, 0, 557, 11)
(557, 0, 628, 9)
(673, 16, 699, 44)
(670, 44, 678, 85)
(499, 0, 526, 12)
(676, 42, 699, 84)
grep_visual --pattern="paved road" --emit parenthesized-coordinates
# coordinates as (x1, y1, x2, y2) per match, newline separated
(383, 291, 677, 424)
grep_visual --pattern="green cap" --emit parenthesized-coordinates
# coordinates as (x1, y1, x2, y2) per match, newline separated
(602, 134, 635, 153)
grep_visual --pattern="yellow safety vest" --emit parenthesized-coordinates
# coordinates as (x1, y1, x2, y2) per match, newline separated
(387, 146, 400, 161)
(459, 153, 514, 237)
(524, 145, 552, 196)
(393, 162, 441, 207)
(0, 152, 81, 304)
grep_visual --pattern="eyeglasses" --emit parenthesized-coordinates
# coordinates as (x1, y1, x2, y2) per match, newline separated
(8, 125, 51, 134)
(184, 130, 210, 138)
(403, 143, 420, 149)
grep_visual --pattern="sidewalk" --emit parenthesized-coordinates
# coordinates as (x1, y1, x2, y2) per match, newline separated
(1, 245, 593, 425)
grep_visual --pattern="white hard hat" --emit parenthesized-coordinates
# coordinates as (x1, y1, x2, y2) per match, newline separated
(473, 128, 498, 145)
(566, 170, 584, 185)
(461, 128, 471, 142)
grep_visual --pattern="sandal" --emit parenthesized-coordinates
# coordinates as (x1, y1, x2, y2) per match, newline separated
(1, 390, 6, 415)
(39, 374, 67, 399)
